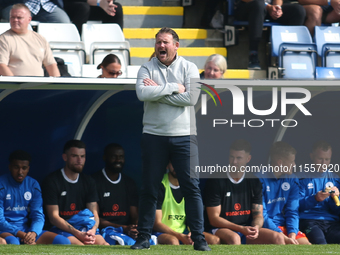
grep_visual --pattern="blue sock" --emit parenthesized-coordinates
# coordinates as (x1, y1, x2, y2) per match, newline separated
(52, 235, 71, 245)
(5, 236, 20, 245)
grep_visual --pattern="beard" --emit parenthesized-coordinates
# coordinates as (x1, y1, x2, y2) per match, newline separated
(69, 164, 84, 174)
(106, 163, 124, 174)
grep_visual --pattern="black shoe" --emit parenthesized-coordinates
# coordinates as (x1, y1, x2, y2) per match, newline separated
(194, 239, 211, 251)
(248, 53, 261, 70)
(130, 235, 150, 250)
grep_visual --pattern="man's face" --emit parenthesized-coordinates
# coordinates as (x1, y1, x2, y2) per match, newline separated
(104, 148, 125, 174)
(9, 159, 30, 183)
(310, 148, 332, 172)
(229, 149, 251, 171)
(280, 153, 296, 174)
(155, 32, 179, 66)
(62, 147, 86, 174)
(10, 8, 31, 34)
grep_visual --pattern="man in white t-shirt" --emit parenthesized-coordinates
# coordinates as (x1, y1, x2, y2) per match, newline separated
(0, 4, 60, 77)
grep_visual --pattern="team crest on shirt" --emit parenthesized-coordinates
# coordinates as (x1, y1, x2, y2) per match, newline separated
(24, 192, 32, 201)
(325, 182, 334, 189)
(281, 182, 290, 191)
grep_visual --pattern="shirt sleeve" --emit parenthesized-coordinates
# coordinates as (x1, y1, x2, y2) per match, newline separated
(28, 181, 45, 236)
(204, 179, 222, 207)
(299, 178, 319, 211)
(0, 183, 20, 236)
(0, 35, 10, 65)
(135, 64, 179, 102)
(284, 179, 299, 235)
(41, 175, 59, 206)
(251, 178, 263, 205)
(260, 179, 282, 233)
(158, 62, 200, 107)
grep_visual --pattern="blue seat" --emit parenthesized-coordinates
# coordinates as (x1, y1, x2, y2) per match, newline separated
(271, 25, 317, 79)
(315, 67, 340, 79)
(315, 26, 340, 68)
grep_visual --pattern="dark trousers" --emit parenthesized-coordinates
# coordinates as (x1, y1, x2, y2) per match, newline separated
(234, 0, 306, 51)
(300, 219, 340, 244)
(137, 133, 205, 242)
(64, 1, 123, 35)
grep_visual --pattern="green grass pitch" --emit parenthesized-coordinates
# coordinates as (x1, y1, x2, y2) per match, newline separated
(0, 244, 340, 254)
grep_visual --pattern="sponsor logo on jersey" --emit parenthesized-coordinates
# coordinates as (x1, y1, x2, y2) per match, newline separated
(234, 203, 241, 211)
(266, 186, 270, 192)
(6, 205, 26, 211)
(226, 192, 231, 197)
(281, 182, 290, 191)
(104, 192, 110, 197)
(307, 183, 314, 189)
(168, 215, 185, 220)
(61, 191, 67, 196)
(6, 206, 11, 211)
(225, 210, 251, 216)
(60, 210, 80, 216)
(102, 211, 127, 217)
(325, 182, 334, 189)
(24, 191, 32, 201)
(112, 204, 119, 211)
(267, 197, 285, 204)
(6, 194, 11, 200)
(70, 203, 76, 210)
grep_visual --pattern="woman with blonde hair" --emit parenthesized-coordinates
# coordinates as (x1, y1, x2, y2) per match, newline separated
(200, 54, 227, 79)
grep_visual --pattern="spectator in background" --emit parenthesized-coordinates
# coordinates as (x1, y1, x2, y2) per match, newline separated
(0, 4, 60, 77)
(41, 139, 108, 245)
(92, 143, 139, 245)
(0, 150, 70, 245)
(234, 0, 306, 69)
(97, 54, 122, 78)
(63, 0, 123, 35)
(298, 0, 340, 36)
(0, 0, 70, 23)
(200, 54, 227, 79)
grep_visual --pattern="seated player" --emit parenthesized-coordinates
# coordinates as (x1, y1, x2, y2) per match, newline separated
(41, 140, 108, 245)
(153, 162, 220, 245)
(259, 141, 310, 245)
(204, 139, 285, 245)
(0, 150, 70, 245)
(92, 143, 139, 245)
(299, 140, 340, 244)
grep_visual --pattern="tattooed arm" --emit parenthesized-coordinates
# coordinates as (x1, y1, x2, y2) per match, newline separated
(251, 203, 264, 229)
(45, 205, 95, 244)
(86, 202, 100, 234)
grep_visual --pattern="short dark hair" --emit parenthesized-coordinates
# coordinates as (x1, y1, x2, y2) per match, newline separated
(63, 139, 86, 153)
(9, 150, 31, 163)
(312, 140, 331, 152)
(270, 141, 296, 161)
(97, 54, 121, 69)
(155, 27, 179, 43)
(230, 139, 251, 153)
(104, 143, 123, 156)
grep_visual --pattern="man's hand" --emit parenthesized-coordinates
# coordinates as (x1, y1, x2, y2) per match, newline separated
(242, 226, 259, 240)
(178, 84, 186, 93)
(76, 231, 95, 245)
(331, 0, 340, 13)
(143, 78, 158, 86)
(99, 0, 117, 16)
(268, 5, 283, 20)
(330, 186, 340, 197)
(178, 232, 193, 245)
(123, 225, 138, 239)
(283, 232, 298, 244)
(315, 190, 330, 202)
(23, 232, 37, 245)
